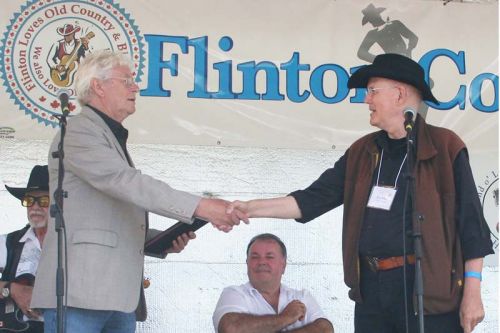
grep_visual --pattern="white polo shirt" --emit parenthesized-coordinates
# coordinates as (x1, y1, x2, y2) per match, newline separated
(213, 282, 328, 332)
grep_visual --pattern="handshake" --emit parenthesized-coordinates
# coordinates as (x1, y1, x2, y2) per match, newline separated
(194, 196, 297, 232)
(193, 198, 250, 232)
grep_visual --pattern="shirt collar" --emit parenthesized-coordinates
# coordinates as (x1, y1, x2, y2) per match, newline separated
(375, 131, 407, 153)
(18, 227, 37, 244)
(87, 104, 129, 142)
(246, 281, 285, 296)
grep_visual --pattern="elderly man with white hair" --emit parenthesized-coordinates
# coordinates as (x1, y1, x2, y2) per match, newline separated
(31, 50, 243, 333)
(229, 54, 493, 333)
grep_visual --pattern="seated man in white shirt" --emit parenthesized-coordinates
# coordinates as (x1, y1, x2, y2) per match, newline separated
(213, 233, 334, 333)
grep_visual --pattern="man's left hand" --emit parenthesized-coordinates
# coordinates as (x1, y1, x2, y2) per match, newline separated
(81, 37, 89, 50)
(10, 282, 41, 319)
(165, 231, 196, 254)
(460, 278, 484, 333)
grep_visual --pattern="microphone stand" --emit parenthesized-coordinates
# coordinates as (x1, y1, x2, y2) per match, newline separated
(50, 105, 69, 333)
(404, 117, 425, 333)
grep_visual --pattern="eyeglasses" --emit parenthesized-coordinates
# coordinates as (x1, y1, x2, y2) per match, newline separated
(22, 195, 50, 208)
(366, 86, 398, 96)
(106, 76, 136, 88)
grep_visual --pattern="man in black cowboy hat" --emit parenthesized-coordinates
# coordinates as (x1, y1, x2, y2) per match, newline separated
(0, 165, 49, 333)
(227, 53, 493, 333)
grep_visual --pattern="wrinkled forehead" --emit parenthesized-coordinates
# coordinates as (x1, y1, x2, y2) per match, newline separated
(249, 239, 283, 255)
(108, 65, 134, 77)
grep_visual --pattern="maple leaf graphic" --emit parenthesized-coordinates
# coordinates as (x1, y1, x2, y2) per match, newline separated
(50, 100, 60, 109)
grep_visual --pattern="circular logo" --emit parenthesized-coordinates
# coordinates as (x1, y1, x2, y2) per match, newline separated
(0, 0, 144, 127)
(479, 171, 499, 252)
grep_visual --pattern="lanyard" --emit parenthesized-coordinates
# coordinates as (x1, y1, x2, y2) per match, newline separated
(375, 149, 407, 188)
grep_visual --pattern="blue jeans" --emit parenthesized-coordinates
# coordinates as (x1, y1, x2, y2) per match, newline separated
(43, 307, 135, 333)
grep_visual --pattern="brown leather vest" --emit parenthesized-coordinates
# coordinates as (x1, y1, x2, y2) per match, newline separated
(342, 115, 465, 314)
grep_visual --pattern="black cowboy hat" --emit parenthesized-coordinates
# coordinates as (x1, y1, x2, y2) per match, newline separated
(347, 53, 439, 104)
(5, 165, 49, 200)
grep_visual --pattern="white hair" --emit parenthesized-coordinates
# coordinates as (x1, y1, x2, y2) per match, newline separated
(74, 50, 133, 105)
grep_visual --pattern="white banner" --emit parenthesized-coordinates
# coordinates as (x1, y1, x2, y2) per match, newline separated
(0, 0, 496, 149)
(0, 0, 497, 264)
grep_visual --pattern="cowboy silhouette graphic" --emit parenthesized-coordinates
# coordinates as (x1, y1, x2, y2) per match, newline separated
(357, 4, 418, 64)
(356, 4, 434, 118)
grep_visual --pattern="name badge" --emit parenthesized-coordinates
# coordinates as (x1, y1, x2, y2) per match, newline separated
(367, 185, 397, 211)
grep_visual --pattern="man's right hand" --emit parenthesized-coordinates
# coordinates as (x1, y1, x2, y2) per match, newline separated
(279, 300, 306, 326)
(227, 197, 302, 220)
(227, 200, 250, 221)
(194, 198, 248, 233)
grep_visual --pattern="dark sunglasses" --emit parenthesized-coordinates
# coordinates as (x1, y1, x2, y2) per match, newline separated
(22, 195, 50, 208)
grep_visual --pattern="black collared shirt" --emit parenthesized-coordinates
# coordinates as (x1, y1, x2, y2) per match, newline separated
(87, 105, 132, 165)
(358, 132, 413, 257)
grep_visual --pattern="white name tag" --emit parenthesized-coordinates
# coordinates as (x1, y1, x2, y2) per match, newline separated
(367, 185, 397, 211)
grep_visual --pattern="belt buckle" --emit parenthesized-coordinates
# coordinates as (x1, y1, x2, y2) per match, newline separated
(366, 256, 379, 272)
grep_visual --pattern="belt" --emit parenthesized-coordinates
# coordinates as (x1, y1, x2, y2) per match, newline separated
(364, 254, 416, 272)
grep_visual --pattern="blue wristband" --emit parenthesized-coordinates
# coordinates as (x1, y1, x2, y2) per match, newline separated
(464, 271, 482, 281)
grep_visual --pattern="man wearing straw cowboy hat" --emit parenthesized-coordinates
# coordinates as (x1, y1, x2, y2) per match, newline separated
(0, 165, 49, 333)
(228, 53, 493, 333)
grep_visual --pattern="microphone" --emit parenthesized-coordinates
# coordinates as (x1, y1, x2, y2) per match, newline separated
(57, 89, 70, 115)
(403, 107, 416, 133)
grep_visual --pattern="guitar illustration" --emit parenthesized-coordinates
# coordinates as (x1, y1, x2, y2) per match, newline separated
(50, 31, 95, 87)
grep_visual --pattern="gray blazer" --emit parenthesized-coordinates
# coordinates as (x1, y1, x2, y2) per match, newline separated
(31, 107, 201, 318)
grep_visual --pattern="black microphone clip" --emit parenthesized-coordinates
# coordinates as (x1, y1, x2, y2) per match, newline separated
(403, 107, 416, 133)
(57, 89, 70, 116)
